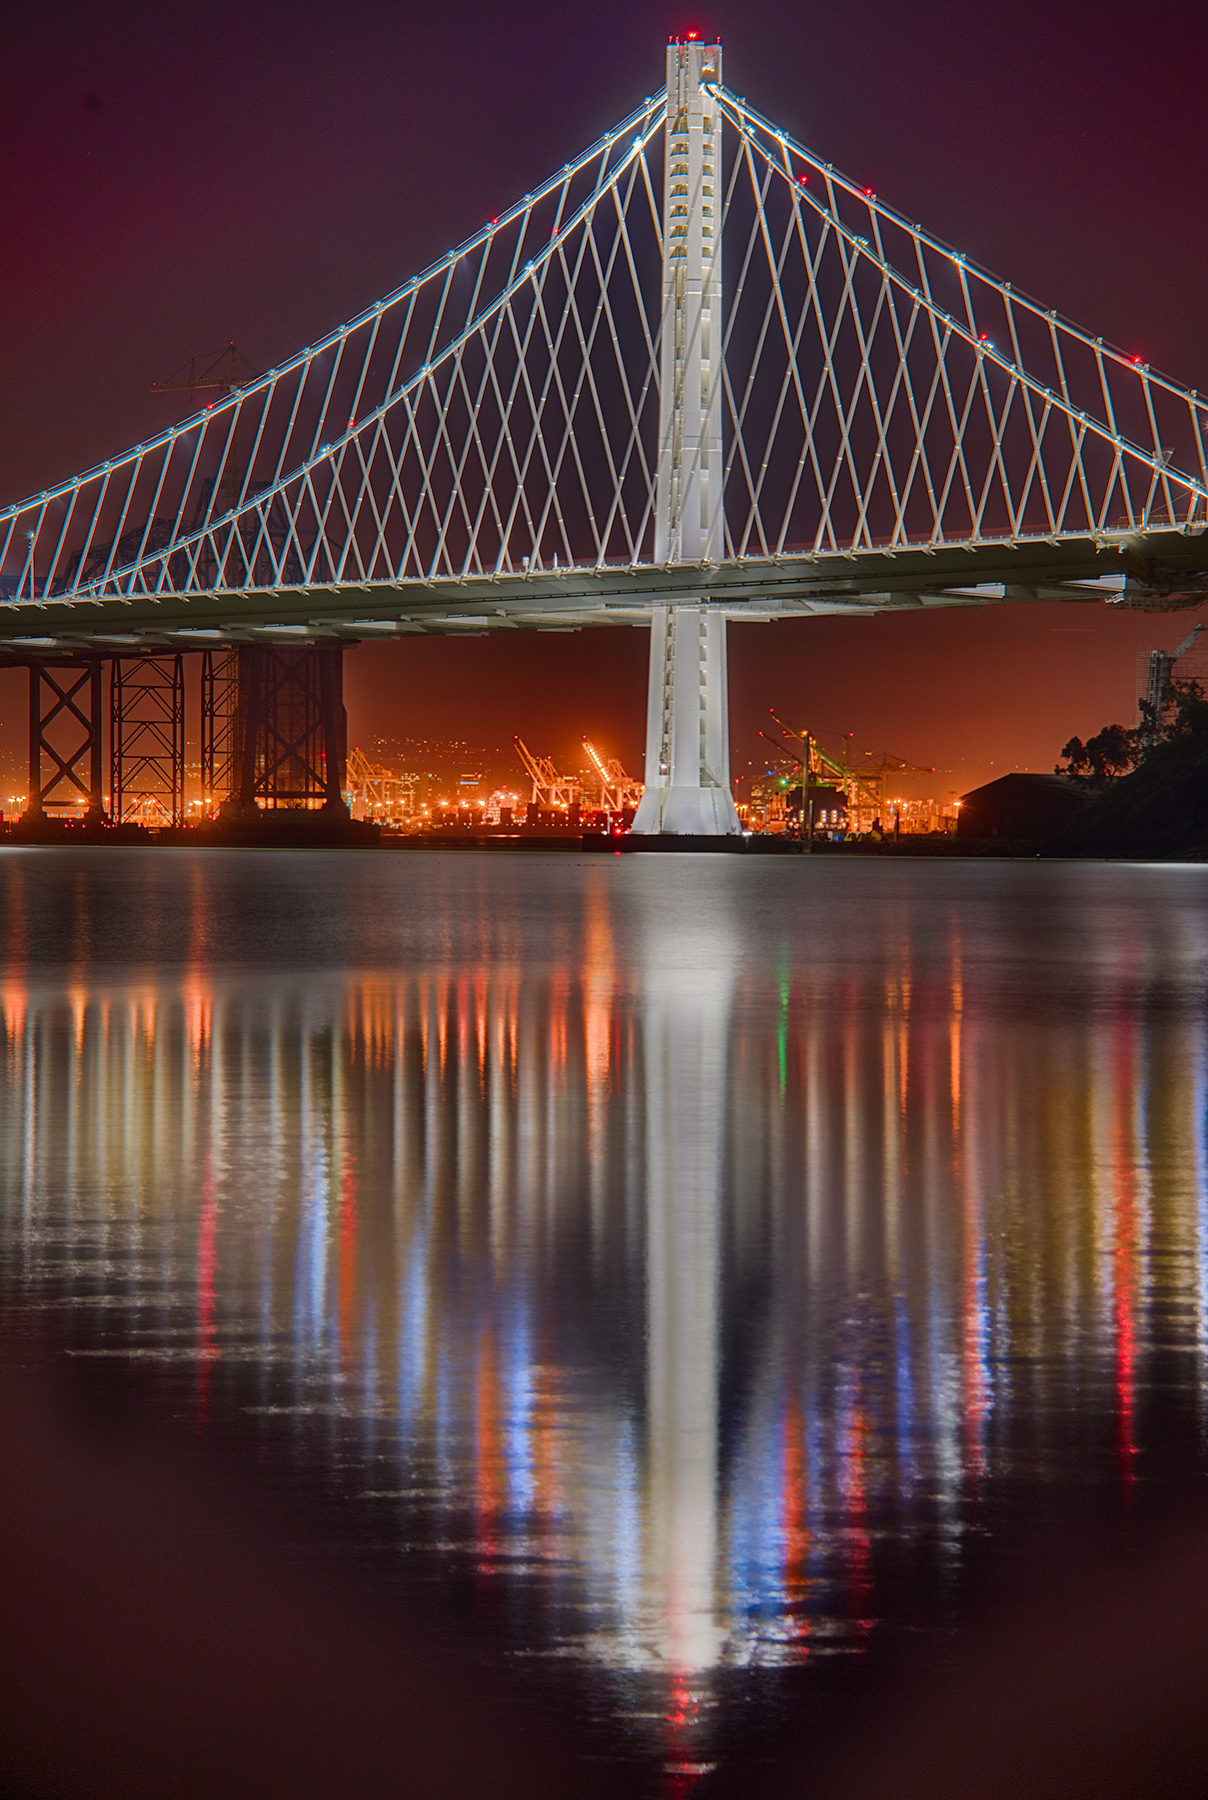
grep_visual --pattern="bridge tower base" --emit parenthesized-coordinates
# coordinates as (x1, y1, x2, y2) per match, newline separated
(205, 643, 350, 819)
(631, 606, 740, 836)
(198, 643, 377, 845)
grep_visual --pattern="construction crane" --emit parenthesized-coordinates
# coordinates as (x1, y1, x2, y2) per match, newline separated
(152, 342, 258, 509)
(1142, 622, 1205, 736)
(151, 341, 255, 404)
(513, 737, 580, 809)
(582, 739, 643, 812)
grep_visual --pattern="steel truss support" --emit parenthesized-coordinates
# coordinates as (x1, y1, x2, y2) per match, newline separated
(110, 655, 184, 826)
(232, 643, 348, 812)
(633, 39, 740, 837)
(25, 659, 105, 820)
(200, 648, 239, 813)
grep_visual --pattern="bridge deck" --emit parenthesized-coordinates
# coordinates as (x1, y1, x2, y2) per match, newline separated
(1, 529, 1203, 655)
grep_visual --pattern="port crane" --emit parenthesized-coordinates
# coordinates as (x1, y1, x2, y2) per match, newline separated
(345, 745, 418, 821)
(513, 737, 580, 809)
(764, 710, 934, 830)
(758, 726, 861, 829)
(582, 739, 643, 812)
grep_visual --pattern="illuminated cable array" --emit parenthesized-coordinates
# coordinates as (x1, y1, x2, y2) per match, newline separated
(2, 74, 1207, 610)
(711, 87, 1208, 554)
(0, 100, 667, 605)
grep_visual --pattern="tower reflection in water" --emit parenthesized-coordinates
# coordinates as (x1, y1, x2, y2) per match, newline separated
(1, 862, 1207, 1726)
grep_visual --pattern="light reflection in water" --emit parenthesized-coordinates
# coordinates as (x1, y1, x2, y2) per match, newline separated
(1, 856, 1207, 1768)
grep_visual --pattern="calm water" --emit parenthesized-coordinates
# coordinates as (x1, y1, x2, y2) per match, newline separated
(2, 849, 1207, 1795)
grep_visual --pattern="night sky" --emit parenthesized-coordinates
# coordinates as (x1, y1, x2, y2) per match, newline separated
(3, 0, 1205, 796)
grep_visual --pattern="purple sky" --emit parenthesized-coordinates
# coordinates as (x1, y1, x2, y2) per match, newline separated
(2, 0, 1205, 793)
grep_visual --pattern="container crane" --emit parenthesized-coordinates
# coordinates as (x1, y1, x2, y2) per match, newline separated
(765, 710, 883, 824)
(346, 746, 417, 822)
(854, 747, 937, 829)
(582, 739, 643, 812)
(758, 728, 853, 835)
(151, 341, 255, 404)
(765, 710, 935, 830)
(513, 737, 580, 810)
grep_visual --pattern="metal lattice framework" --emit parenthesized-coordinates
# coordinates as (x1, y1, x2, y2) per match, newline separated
(2, 70, 1207, 635)
(110, 654, 185, 826)
(26, 661, 104, 814)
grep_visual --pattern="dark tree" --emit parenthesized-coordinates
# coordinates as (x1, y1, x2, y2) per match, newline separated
(1057, 722, 1143, 787)
(1154, 677, 1208, 741)
(1058, 680, 1207, 787)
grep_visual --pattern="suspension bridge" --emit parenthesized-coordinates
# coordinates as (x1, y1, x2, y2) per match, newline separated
(2, 38, 1206, 832)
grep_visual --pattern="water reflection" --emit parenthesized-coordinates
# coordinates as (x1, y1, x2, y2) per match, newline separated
(1, 857, 1207, 1769)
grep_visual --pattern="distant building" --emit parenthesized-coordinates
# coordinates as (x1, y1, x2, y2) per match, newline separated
(957, 773, 1089, 841)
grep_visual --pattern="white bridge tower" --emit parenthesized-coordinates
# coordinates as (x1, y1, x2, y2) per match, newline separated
(632, 39, 742, 838)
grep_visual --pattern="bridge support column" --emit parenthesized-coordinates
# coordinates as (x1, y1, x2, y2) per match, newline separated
(632, 605, 739, 835)
(200, 648, 239, 815)
(110, 655, 185, 827)
(25, 659, 106, 823)
(632, 36, 739, 837)
(226, 643, 349, 816)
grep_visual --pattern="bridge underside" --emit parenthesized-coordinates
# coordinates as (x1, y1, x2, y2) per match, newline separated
(0, 530, 1203, 657)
